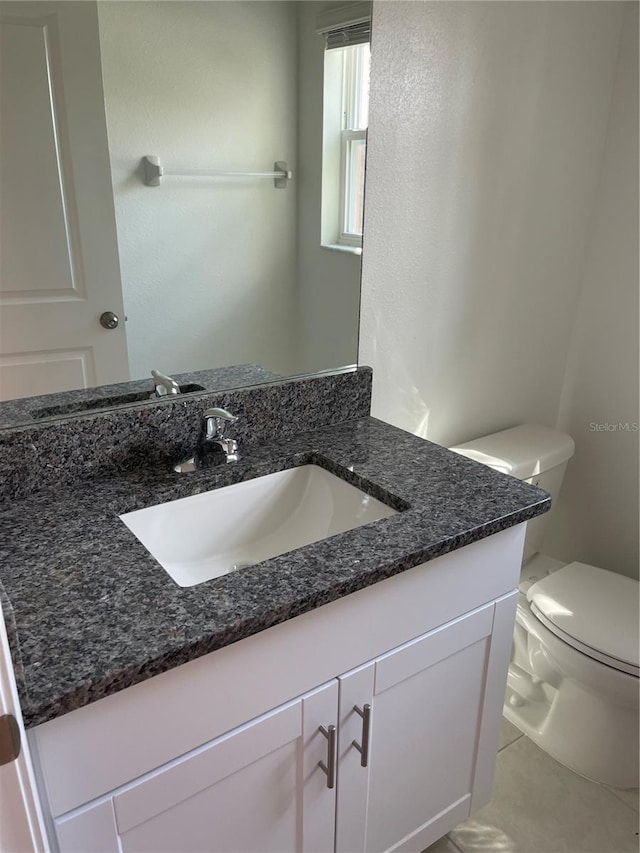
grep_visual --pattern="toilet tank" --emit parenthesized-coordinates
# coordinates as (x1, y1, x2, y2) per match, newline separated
(449, 425, 575, 563)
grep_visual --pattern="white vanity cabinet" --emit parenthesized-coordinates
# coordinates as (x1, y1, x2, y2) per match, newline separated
(31, 526, 525, 853)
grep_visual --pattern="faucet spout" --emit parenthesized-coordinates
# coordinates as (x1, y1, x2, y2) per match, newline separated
(199, 408, 239, 462)
(150, 369, 180, 398)
(174, 407, 240, 472)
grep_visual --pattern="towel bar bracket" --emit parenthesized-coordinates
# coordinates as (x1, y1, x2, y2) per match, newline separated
(142, 155, 163, 187)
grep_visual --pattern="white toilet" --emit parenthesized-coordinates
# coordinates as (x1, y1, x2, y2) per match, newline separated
(450, 424, 639, 789)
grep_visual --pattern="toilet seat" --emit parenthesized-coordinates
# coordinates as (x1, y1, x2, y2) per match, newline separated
(527, 562, 639, 677)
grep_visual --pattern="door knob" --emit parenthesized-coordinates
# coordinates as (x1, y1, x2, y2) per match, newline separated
(100, 311, 119, 330)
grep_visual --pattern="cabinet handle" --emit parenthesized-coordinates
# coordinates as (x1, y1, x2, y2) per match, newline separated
(318, 724, 336, 789)
(351, 704, 371, 767)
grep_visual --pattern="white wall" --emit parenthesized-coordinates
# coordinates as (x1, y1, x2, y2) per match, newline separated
(546, 3, 639, 579)
(360, 1, 638, 577)
(295, 1, 361, 374)
(97, 1, 299, 380)
(360, 0, 623, 446)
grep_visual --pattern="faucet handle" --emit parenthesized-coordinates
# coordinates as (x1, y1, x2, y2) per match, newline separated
(151, 369, 180, 397)
(203, 408, 238, 440)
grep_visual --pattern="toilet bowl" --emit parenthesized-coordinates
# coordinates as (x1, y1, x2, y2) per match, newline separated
(450, 425, 639, 789)
(507, 562, 639, 788)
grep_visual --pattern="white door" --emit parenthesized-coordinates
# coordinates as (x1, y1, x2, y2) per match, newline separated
(54, 680, 339, 853)
(0, 608, 48, 852)
(0, 1, 129, 402)
(335, 600, 513, 853)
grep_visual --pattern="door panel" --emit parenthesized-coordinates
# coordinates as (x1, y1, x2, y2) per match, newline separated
(469, 592, 518, 811)
(55, 800, 119, 853)
(119, 738, 301, 853)
(301, 680, 340, 852)
(365, 638, 488, 852)
(337, 603, 496, 853)
(0, 348, 94, 400)
(54, 681, 339, 853)
(335, 663, 375, 853)
(373, 605, 493, 695)
(114, 702, 302, 836)
(0, 1, 129, 401)
(117, 683, 339, 853)
(0, 16, 79, 298)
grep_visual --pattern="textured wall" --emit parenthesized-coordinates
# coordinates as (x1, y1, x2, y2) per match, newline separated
(360, 1, 623, 447)
(547, 3, 639, 579)
(98, 1, 299, 380)
(359, 0, 638, 577)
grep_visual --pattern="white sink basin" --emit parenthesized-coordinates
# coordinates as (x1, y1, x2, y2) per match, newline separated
(120, 464, 398, 587)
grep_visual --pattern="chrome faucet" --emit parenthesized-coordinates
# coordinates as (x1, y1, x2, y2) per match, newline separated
(174, 408, 239, 473)
(199, 408, 239, 462)
(150, 369, 180, 398)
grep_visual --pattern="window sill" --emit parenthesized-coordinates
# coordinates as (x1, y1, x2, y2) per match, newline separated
(321, 243, 362, 256)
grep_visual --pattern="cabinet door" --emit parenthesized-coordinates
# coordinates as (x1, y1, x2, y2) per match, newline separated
(336, 600, 508, 853)
(55, 681, 338, 853)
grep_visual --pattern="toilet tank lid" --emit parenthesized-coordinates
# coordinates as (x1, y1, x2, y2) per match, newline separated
(449, 424, 575, 480)
(527, 563, 639, 669)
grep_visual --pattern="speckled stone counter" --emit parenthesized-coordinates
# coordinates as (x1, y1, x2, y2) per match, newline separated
(0, 367, 370, 501)
(0, 363, 281, 429)
(0, 416, 550, 728)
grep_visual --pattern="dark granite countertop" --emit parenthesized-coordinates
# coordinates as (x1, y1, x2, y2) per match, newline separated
(0, 417, 550, 729)
(0, 364, 281, 429)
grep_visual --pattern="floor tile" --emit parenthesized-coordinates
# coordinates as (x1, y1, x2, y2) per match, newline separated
(450, 736, 640, 853)
(498, 717, 523, 752)
(422, 835, 462, 853)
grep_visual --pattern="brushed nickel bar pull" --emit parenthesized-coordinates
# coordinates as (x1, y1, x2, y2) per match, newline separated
(352, 703, 371, 767)
(318, 724, 337, 789)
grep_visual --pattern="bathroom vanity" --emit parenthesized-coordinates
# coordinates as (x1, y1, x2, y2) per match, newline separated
(0, 369, 550, 852)
(39, 530, 523, 853)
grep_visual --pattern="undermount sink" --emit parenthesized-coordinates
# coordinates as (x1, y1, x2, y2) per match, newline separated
(119, 465, 398, 587)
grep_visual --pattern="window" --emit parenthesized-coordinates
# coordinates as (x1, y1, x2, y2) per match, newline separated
(338, 43, 370, 245)
(320, 16, 371, 252)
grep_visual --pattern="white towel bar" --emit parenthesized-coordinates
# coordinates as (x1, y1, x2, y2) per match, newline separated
(142, 156, 292, 188)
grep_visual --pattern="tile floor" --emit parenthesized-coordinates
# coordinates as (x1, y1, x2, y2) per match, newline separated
(424, 719, 640, 853)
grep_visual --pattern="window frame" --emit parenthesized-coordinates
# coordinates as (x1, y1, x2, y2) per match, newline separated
(321, 39, 370, 252)
(338, 44, 368, 247)
(338, 129, 367, 247)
